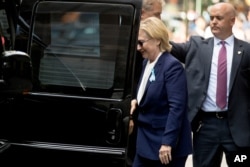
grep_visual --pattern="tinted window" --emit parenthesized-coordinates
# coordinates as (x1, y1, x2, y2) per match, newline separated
(29, 1, 134, 98)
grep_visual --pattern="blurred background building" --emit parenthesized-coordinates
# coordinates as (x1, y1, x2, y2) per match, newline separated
(162, 0, 250, 42)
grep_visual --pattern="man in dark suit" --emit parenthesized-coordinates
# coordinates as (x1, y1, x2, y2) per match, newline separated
(170, 2, 250, 167)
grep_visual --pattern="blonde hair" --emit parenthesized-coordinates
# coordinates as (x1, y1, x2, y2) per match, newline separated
(140, 17, 172, 52)
(142, 0, 165, 11)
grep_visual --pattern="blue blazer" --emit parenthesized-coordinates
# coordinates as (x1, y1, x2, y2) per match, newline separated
(135, 52, 192, 160)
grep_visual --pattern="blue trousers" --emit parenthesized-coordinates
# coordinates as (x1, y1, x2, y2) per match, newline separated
(132, 153, 187, 167)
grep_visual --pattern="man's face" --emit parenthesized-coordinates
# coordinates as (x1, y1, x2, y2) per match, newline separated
(209, 4, 235, 39)
(141, 2, 162, 20)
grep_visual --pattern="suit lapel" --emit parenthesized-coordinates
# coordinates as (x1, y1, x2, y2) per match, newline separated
(142, 53, 164, 100)
(137, 59, 147, 93)
(201, 38, 214, 84)
(229, 38, 243, 92)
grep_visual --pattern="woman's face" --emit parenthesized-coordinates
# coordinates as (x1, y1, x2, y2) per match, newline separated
(137, 30, 159, 61)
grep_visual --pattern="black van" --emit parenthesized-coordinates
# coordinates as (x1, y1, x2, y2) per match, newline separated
(0, 0, 142, 166)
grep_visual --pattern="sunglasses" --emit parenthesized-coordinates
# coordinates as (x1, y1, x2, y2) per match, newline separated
(137, 39, 151, 47)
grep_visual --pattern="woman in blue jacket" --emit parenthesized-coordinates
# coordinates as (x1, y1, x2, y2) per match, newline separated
(129, 17, 192, 167)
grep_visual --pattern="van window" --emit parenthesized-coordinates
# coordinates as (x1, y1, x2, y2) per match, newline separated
(30, 1, 134, 98)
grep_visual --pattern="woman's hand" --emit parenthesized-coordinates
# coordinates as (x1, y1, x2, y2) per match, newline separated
(159, 145, 172, 165)
(130, 99, 137, 113)
(128, 99, 137, 135)
(128, 119, 134, 135)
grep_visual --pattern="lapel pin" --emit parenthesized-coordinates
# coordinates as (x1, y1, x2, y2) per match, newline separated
(149, 69, 155, 82)
(238, 51, 241, 54)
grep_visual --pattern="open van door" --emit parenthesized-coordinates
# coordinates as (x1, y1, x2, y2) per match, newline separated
(0, 0, 142, 166)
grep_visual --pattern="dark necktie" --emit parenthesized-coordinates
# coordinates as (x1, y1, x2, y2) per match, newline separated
(216, 41, 227, 109)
